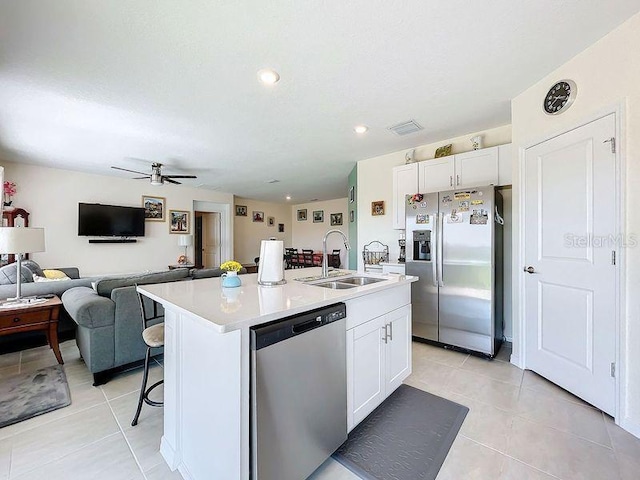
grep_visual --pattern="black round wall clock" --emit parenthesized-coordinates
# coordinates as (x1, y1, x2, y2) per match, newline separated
(543, 80, 577, 115)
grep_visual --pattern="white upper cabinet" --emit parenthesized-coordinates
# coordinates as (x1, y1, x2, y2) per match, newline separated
(392, 163, 419, 229)
(418, 156, 455, 194)
(454, 146, 499, 188)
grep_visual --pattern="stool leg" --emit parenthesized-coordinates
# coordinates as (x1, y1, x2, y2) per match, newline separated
(131, 347, 151, 427)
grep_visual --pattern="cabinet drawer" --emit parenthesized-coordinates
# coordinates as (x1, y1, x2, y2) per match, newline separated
(0, 310, 49, 329)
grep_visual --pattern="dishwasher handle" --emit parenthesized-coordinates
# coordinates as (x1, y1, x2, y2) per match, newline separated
(292, 316, 323, 334)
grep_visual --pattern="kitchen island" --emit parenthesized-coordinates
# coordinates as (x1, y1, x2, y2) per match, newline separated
(138, 267, 417, 480)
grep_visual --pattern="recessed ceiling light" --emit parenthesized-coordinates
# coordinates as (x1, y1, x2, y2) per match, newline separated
(258, 69, 280, 85)
(354, 125, 368, 134)
(286, 195, 291, 201)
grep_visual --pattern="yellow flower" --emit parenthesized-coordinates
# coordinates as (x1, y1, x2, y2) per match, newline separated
(220, 260, 243, 272)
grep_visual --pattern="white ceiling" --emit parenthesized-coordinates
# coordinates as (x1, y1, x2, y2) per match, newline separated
(0, 1, 638, 202)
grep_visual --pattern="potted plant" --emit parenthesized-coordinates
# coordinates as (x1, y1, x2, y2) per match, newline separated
(220, 260, 243, 288)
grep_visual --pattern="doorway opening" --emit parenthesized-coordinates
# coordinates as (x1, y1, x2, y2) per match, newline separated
(195, 212, 221, 268)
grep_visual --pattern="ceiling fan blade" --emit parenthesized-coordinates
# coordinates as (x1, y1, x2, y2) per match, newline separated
(163, 177, 181, 185)
(111, 166, 149, 176)
(132, 176, 151, 180)
(164, 175, 198, 179)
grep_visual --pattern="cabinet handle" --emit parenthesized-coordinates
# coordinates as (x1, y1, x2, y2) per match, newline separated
(449, 176, 453, 187)
(13, 317, 20, 323)
(387, 322, 393, 341)
(456, 174, 460, 186)
(382, 325, 388, 344)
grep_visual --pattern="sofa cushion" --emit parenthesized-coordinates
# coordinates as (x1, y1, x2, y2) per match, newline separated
(190, 267, 247, 279)
(22, 260, 45, 278)
(93, 269, 190, 297)
(0, 263, 35, 285)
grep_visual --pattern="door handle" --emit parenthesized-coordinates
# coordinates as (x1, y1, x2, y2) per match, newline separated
(524, 266, 536, 274)
(432, 215, 438, 287)
(437, 212, 444, 287)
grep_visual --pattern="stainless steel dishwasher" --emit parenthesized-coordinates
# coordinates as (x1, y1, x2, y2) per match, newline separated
(250, 302, 347, 480)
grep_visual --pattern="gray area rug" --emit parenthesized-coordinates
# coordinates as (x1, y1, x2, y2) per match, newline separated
(333, 384, 469, 480)
(0, 365, 71, 428)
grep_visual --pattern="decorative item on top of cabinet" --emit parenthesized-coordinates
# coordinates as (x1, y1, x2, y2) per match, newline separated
(470, 135, 483, 150)
(405, 149, 416, 164)
(434, 144, 452, 158)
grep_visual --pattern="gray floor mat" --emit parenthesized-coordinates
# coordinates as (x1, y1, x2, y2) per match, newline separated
(333, 384, 468, 480)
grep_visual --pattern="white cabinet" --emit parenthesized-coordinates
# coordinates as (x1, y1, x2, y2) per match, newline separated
(381, 263, 406, 275)
(454, 146, 499, 188)
(347, 304, 411, 430)
(392, 163, 419, 229)
(418, 156, 455, 194)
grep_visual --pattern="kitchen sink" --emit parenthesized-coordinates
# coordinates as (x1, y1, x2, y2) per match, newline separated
(313, 281, 357, 290)
(337, 276, 387, 286)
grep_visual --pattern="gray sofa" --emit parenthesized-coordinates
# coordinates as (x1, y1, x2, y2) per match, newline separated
(62, 268, 192, 384)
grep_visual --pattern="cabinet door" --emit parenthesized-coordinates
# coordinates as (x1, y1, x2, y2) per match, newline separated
(418, 157, 455, 193)
(384, 305, 412, 395)
(350, 315, 386, 428)
(392, 163, 419, 229)
(455, 147, 499, 188)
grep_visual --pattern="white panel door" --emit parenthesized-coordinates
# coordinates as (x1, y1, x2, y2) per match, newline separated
(455, 146, 499, 188)
(202, 212, 221, 268)
(392, 163, 419, 229)
(350, 315, 385, 427)
(418, 157, 455, 193)
(524, 114, 616, 414)
(384, 305, 411, 395)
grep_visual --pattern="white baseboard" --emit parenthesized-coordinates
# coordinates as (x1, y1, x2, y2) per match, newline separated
(160, 436, 179, 470)
(510, 353, 524, 369)
(620, 416, 640, 439)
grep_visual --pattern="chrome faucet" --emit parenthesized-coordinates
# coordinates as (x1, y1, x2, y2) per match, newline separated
(322, 229, 351, 278)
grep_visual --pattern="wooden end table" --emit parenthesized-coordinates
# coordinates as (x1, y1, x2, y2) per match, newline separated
(0, 296, 64, 364)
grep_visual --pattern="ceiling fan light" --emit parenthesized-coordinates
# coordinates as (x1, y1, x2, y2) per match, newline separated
(150, 173, 163, 186)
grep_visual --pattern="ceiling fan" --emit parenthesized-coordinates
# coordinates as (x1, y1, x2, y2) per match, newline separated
(111, 163, 197, 185)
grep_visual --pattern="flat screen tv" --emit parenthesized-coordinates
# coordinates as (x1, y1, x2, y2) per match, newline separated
(78, 203, 146, 237)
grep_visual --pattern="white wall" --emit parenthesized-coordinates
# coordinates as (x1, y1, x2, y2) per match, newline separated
(291, 198, 349, 267)
(356, 124, 512, 270)
(233, 197, 292, 264)
(1, 161, 233, 275)
(511, 11, 640, 434)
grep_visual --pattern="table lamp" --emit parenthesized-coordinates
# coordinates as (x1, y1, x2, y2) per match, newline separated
(178, 234, 193, 265)
(0, 227, 45, 302)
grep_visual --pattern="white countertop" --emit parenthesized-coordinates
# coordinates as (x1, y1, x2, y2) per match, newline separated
(138, 267, 416, 333)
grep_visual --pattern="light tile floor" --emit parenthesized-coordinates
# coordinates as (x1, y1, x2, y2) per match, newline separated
(0, 340, 638, 479)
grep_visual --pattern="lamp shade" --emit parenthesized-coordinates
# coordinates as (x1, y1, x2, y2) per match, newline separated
(0, 227, 45, 254)
(178, 234, 193, 247)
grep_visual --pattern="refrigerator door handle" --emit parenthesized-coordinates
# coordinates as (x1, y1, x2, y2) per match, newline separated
(437, 212, 444, 287)
(432, 214, 438, 287)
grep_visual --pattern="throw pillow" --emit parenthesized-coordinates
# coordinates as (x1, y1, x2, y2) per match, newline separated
(0, 263, 35, 285)
(33, 275, 69, 282)
(43, 269, 70, 280)
(22, 260, 45, 278)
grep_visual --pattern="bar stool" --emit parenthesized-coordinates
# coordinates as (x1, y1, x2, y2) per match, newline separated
(131, 287, 164, 426)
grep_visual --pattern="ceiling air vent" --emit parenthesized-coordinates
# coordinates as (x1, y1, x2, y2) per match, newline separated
(388, 120, 424, 136)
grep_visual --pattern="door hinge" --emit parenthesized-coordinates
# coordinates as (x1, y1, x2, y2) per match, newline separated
(611, 250, 616, 266)
(611, 362, 616, 378)
(604, 137, 616, 154)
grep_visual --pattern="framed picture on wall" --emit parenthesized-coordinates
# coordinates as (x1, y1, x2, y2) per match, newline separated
(371, 201, 385, 216)
(235, 205, 247, 216)
(253, 211, 264, 222)
(297, 209, 307, 221)
(313, 210, 324, 223)
(169, 210, 189, 234)
(267, 216, 275, 226)
(330, 213, 343, 226)
(278, 223, 284, 232)
(142, 195, 165, 221)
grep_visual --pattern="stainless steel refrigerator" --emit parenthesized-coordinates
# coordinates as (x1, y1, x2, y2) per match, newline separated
(406, 186, 503, 356)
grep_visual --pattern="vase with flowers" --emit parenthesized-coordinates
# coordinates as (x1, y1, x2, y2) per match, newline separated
(3, 182, 16, 211)
(220, 260, 243, 288)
